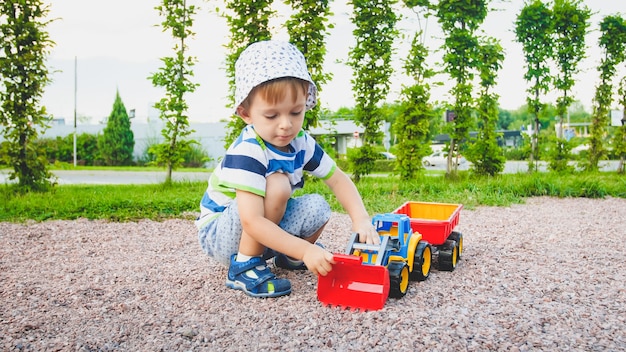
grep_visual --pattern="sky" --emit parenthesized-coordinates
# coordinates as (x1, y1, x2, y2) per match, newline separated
(40, 0, 626, 125)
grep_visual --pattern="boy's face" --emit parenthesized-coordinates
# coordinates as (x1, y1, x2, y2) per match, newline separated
(237, 87, 307, 152)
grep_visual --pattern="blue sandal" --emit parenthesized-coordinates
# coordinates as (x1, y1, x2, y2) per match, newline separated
(274, 253, 307, 270)
(273, 242, 325, 271)
(225, 255, 291, 298)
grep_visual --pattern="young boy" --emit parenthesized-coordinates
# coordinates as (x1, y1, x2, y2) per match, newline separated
(197, 40, 379, 298)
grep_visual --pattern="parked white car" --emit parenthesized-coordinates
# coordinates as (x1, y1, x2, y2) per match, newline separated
(423, 151, 466, 167)
(571, 144, 589, 155)
(379, 151, 397, 160)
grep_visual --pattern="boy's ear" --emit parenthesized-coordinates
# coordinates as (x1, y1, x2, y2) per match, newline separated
(237, 105, 253, 124)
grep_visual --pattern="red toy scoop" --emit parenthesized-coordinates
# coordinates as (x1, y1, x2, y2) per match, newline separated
(317, 254, 390, 311)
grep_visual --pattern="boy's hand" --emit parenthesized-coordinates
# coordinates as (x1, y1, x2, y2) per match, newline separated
(302, 244, 335, 277)
(354, 219, 380, 245)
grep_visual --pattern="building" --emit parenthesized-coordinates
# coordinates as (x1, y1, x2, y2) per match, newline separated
(6, 119, 365, 166)
(308, 120, 364, 155)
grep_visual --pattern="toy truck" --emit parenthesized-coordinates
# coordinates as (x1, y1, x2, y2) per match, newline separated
(317, 201, 463, 311)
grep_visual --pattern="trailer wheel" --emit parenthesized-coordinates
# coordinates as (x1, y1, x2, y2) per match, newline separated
(388, 262, 410, 298)
(448, 231, 463, 260)
(438, 240, 458, 272)
(410, 241, 432, 281)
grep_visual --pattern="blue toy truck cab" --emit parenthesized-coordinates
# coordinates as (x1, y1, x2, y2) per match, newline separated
(345, 213, 432, 298)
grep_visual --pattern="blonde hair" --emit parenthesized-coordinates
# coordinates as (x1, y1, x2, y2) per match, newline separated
(240, 77, 310, 110)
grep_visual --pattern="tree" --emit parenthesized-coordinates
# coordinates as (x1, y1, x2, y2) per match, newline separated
(395, 0, 435, 180)
(222, 0, 274, 147)
(550, 0, 590, 172)
(615, 77, 626, 174)
(587, 14, 626, 171)
(0, 0, 54, 191)
(98, 91, 134, 166)
(285, 0, 333, 130)
(348, 0, 398, 182)
(150, 0, 198, 183)
(435, 0, 487, 177)
(467, 37, 506, 176)
(515, 0, 553, 171)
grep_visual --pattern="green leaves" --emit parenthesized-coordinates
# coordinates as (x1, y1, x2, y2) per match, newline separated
(149, 0, 198, 182)
(221, 0, 274, 147)
(348, 0, 398, 181)
(0, 0, 54, 191)
(467, 37, 506, 176)
(285, 0, 332, 130)
(435, 0, 486, 176)
(552, 0, 591, 121)
(588, 14, 626, 171)
(395, 2, 436, 181)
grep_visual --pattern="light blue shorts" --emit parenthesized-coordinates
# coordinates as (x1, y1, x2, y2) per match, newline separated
(198, 193, 331, 266)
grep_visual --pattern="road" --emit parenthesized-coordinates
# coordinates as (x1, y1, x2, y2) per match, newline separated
(0, 160, 621, 185)
(425, 160, 622, 174)
(0, 169, 211, 185)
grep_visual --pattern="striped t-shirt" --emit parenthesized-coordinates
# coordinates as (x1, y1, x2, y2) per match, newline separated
(196, 125, 336, 227)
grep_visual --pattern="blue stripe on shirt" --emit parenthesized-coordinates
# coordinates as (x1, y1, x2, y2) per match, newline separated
(304, 144, 324, 171)
(268, 158, 296, 174)
(223, 154, 267, 176)
(294, 178, 305, 189)
(200, 192, 226, 213)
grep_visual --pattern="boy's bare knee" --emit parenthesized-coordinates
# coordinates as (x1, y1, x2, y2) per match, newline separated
(264, 173, 291, 222)
(265, 173, 291, 203)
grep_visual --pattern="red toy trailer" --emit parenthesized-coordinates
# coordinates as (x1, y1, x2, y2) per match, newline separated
(392, 201, 463, 271)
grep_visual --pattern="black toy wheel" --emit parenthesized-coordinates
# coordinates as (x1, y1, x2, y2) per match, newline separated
(410, 241, 432, 281)
(388, 261, 410, 298)
(448, 231, 463, 260)
(437, 240, 458, 272)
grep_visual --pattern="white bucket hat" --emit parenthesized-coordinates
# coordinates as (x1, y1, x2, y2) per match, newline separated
(234, 40, 317, 115)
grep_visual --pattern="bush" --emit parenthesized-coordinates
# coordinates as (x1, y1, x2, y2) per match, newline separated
(334, 157, 395, 173)
(374, 159, 396, 172)
(138, 140, 211, 168)
(137, 143, 157, 166)
(0, 141, 10, 167)
(335, 158, 351, 172)
(502, 147, 528, 160)
(182, 143, 212, 168)
(34, 133, 101, 166)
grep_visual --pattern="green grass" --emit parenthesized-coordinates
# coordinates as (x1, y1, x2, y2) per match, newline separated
(1, 171, 624, 223)
(0, 181, 207, 222)
(43, 164, 212, 172)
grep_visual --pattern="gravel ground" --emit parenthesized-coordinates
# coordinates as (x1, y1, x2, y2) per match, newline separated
(1, 197, 625, 351)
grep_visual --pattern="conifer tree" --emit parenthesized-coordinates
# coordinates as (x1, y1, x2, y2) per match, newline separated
(98, 91, 135, 166)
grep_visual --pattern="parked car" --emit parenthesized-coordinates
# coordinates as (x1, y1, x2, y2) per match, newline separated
(423, 151, 466, 167)
(379, 152, 397, 160)
(571, 144, 589, 155)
